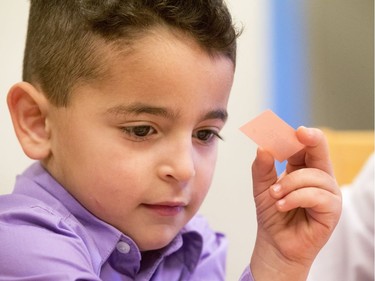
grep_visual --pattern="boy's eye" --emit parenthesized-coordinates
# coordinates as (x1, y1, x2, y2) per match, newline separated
(122, 125, 156, 140)
(194, 129, 222, 143)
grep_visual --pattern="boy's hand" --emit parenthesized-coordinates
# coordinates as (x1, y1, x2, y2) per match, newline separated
(250, 127, 342, 281)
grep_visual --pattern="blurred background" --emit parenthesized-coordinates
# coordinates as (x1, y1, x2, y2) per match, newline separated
(0, 1, 373, 280)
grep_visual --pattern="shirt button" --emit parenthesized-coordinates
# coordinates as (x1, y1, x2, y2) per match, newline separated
(116, 241, 131, 254)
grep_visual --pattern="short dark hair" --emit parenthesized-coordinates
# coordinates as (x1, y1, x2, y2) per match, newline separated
(23, 0, 240, 106)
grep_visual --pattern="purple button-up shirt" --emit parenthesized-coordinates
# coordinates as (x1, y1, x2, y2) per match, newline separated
(0, 163, 253, 280)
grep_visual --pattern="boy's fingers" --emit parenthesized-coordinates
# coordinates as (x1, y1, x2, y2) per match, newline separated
(275, 187, 342, 218)
(270, 168, 340, 199)
(252, 147, 278, 197)
(287, 127, 334, 176)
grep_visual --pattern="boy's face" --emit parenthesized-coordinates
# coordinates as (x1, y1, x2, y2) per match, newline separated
(45, 29, 234, 251)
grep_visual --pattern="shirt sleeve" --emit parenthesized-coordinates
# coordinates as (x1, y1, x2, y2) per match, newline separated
(307, 153, 374, 281)
(0, 202, 101, 281)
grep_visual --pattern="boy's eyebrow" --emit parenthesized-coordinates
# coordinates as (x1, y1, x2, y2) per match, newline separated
(105, 103, 228, 122)
(106, 103, 176, 119)
(204, 109, 228, 122)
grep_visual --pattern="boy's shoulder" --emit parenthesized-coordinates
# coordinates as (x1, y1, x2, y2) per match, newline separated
(0, 163, 122, 238)
(0, 163, 119, 278)
(0, 162, 79, 223)
(0, 191, 72, 230)
(0, 164, 88, 247)
(0, 192, 101, 278)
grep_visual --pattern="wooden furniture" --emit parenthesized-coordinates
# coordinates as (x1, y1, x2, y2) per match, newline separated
(322, 128, 374, 185)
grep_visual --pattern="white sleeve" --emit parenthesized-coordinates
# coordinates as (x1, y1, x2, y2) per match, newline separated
(308, 153, 374, 281)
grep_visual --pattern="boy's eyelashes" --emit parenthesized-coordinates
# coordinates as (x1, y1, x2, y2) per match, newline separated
(193, 129, 223, 143)
(120, 125, 223, 143)
(122, 125, 155, 137)
(121, 125, 156, 142)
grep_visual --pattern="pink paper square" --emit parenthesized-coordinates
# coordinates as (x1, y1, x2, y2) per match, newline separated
(240, 109, 304, 162)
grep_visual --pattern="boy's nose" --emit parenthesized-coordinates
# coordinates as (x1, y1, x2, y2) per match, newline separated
(158, 141, 196, 185)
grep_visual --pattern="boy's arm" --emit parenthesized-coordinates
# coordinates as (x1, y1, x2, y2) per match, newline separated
(249, 127, 342, 280)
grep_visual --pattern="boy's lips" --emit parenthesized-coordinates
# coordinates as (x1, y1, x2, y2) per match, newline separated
(142, 202, 186, 217)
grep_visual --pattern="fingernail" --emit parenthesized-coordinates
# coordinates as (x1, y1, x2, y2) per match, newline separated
(277, 199, 286, 208)
(272, 184, 281, 193)
(305, 127, 315, 137)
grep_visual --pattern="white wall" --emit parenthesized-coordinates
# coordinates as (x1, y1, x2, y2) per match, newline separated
(0, 2, 33, 193)
(199, 1, 271, 279)
(0, 1, 270, 280)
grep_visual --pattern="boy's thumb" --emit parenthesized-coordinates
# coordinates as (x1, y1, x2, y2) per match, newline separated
(251, 148, 278, 197)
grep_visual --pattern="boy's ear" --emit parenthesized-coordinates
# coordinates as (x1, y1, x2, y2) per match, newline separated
(7, 82, 51, 160)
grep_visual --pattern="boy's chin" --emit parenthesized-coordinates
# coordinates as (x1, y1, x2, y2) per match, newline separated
(137, 231, 180, 252)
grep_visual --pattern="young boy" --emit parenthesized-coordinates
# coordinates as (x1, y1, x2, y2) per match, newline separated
(0, 0, 341, 280)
